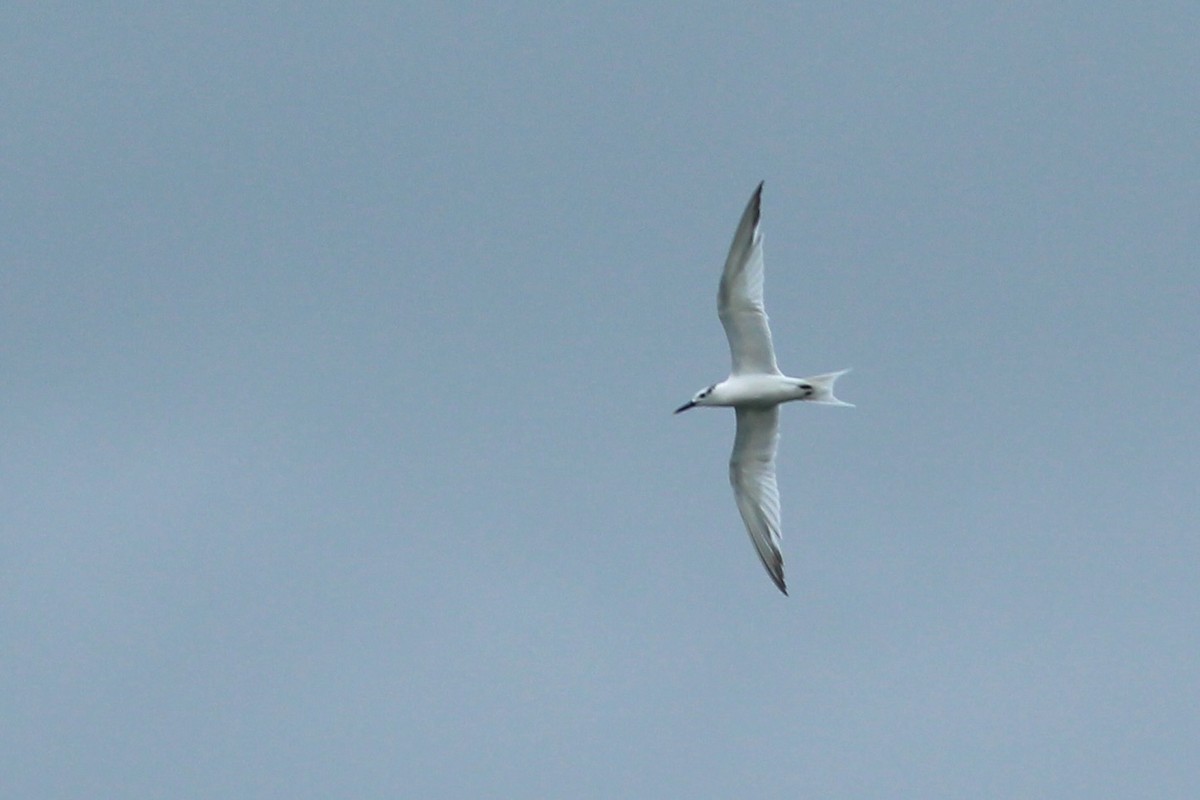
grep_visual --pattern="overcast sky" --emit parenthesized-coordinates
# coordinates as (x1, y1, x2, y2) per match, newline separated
(3, 4, 1198, 798)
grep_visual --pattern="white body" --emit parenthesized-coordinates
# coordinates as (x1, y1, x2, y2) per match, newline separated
(701, 372, 850, 409)
(676, 183, 851, 595)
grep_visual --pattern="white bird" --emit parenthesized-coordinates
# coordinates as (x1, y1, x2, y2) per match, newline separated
(675, 182, 851, 595)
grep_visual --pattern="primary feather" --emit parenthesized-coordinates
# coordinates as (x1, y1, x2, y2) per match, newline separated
(718, 182, 780, 376)
(730, 406, 786, 594)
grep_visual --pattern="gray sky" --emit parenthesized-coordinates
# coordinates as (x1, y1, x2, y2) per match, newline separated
(4, 4, 1198, 798)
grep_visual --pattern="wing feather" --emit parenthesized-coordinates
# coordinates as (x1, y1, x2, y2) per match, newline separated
(718, 182, 780, 376)
(729, 406, 786, 594)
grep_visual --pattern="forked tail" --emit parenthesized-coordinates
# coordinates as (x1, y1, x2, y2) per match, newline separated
(804, 369, 854, 406)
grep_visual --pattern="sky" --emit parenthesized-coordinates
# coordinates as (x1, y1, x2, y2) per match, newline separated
(3, 3, 1198, 798)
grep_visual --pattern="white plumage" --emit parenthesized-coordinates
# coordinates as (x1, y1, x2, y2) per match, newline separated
(675, 183, 852, 595)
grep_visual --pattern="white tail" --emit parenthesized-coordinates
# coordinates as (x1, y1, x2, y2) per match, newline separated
(804, 369, 854, 407)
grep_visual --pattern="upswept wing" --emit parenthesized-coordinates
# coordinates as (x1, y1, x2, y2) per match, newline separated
(729, 406, 786, 594)
(718, 182, 780, 376)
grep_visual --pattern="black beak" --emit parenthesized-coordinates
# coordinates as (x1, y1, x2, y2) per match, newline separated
(674, 400, 697, 414)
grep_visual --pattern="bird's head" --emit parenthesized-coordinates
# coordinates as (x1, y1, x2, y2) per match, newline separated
(674, 383, 718, 414)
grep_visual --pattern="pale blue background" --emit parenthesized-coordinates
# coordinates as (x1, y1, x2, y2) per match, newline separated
(4, 4, 1198, 798)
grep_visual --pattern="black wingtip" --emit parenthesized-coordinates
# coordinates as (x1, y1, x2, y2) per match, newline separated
(747, 182, 764, 229)
(768, 559, 788, 596)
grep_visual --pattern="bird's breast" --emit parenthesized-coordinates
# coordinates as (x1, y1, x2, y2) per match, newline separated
(717, 375, 799, 407)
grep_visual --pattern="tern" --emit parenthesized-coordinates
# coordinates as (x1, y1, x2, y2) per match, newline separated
(675, 182, 851, 595)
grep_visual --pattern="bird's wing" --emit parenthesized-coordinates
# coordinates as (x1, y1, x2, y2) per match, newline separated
(729, 406, 787, 594)
(718, 182, 780, 376)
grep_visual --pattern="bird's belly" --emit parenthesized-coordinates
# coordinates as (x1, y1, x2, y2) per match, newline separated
(721, 376, 796, 406)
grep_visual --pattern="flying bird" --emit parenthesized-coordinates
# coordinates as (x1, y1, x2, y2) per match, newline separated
(675, 182, 852, 595)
